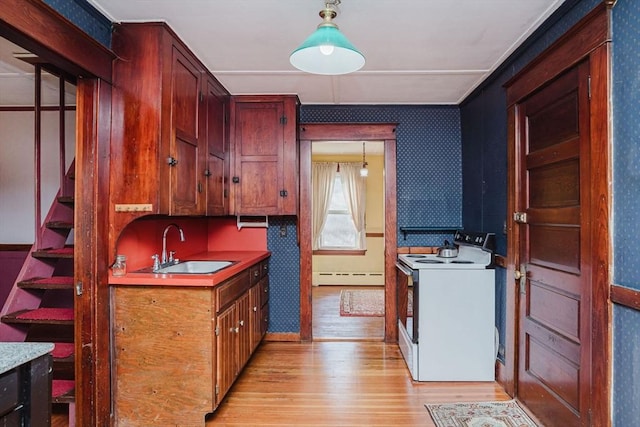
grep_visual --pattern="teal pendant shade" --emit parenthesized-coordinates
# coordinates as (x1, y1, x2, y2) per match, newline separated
(290, 5, 365, 75)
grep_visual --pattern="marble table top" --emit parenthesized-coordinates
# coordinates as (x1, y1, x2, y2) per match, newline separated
(0, 342, 54, 374)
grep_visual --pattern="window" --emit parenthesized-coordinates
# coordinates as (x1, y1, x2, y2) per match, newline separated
(319, 174, 361, 249)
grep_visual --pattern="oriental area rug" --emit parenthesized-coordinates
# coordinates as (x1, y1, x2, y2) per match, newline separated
(425, 400, 540, 427)
(339, 288, 412, 317)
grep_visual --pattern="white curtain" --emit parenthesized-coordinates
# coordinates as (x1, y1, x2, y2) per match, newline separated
(311, 162, 337, 250)
(339, 162, 367, 249)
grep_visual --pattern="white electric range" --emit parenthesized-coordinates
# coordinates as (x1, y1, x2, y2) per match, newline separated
(396, 230, 496, 381)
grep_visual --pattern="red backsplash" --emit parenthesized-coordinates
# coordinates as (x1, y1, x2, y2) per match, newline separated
(115, 217, 267, 271)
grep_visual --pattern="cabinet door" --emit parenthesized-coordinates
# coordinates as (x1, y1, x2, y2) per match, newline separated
(169, 47, 205, 215)
(205, 77, 228, 215)
(249, 285, 261, 351)
(232, 101, 284, 215)
(215, 304, 237, 406)
(236, 291, 252, 370)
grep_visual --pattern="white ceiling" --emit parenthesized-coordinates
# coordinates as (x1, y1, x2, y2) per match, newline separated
(88, 0, 566, 105)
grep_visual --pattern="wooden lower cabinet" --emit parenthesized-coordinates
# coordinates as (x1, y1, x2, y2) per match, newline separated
(112, 260, 269, 427)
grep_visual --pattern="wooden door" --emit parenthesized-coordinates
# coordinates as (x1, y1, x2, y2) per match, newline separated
(515, 63, 592, 426)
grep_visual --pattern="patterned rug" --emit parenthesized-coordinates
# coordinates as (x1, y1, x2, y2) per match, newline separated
(339, 288, 412, 317)
(425, 400, 539, 427)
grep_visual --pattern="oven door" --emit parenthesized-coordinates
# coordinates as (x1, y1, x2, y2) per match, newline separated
(395, 260, 418, 343)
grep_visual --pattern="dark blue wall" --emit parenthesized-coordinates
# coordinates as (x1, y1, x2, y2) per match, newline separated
(459, 0, 601, 365)
(43, 0, 111, 47)
(611, 1, 640, 425)
(266, 105, 463, 333)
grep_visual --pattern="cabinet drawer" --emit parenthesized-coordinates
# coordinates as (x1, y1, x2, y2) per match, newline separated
(0, 369, 19, 417)
(216, 270, 249, 313)
(260, 277, 269, 308)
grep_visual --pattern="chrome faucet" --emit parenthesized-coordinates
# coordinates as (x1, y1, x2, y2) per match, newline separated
(161, 223, 185, 266)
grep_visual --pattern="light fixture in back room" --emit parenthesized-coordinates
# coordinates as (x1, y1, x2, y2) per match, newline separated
(360, 141, 368, 177)
(289, 0, 365, 75)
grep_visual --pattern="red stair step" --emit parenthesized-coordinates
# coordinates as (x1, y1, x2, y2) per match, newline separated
(32, 247, 74, 259)
(2, 308, 74, 325)
(57, 195, 74, 205)
(52, 379, 75, 403)
(52, 342, 75, 360)
(46, 221, 74, 230)
(18, 276, 74, 290)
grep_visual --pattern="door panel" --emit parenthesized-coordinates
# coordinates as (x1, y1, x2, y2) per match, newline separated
(516, 63, 591, 427)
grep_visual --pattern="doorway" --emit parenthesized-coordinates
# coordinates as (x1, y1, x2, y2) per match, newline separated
(299, 123, 398, 342)
(310, 140, 385, 340)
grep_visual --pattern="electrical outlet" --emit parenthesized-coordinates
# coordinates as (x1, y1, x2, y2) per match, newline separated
(280, 225, 287, 237)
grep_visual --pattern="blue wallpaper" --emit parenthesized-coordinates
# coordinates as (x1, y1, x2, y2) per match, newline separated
(460, 0, 601, 360)
(612, 0, 640, 290)
(611, 0, 640, 425)
(613, 305, 640, 427)
(266, 105, 463, 332)
(265, 217, 300, 333)
(301, 105, 462, 247)
(43, 0, 112, 47)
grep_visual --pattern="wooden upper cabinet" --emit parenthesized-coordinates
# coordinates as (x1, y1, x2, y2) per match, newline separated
(205, 76, 229, 216)
(229, 95, 299, 216)
(110, 22, 229, 223)
(170, 47, 205, 215)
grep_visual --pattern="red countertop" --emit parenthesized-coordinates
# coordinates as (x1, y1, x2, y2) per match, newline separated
(109, 250, 270, 287)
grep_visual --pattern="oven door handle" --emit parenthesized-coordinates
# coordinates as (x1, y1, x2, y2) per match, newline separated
(395, 261, 413, 276)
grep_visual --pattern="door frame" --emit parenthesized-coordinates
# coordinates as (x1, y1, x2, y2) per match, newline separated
(504, 3, 611, 425)
(298, 123, 398, 342)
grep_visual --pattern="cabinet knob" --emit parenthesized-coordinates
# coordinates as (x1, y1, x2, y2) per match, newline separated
(280, 189, 288, 197)
(253, 306, 257, 312)
(239, 320, 245, 327)
(166, 156, 178, 166)
(204, 169, 212, 177)
(232, 176, 240, 184)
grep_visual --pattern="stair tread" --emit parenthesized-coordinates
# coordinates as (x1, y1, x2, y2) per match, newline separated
(57, 196, 74, 205)
(52, 379, 75, 403)
(32, 246, 74, 259)
(46, 221, 74, 229)
(52, 342, 75, 360)
(18, 276, 74, 290)
(2, 308, 74, 325)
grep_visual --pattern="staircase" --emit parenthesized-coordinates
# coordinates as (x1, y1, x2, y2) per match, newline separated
(0, 163, 76, 424)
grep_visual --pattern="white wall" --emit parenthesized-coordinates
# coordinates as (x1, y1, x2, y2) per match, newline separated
(0, 110, 76, 243)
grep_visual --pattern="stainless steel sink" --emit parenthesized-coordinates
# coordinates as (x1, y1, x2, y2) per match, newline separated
(155, 260, 235, 274)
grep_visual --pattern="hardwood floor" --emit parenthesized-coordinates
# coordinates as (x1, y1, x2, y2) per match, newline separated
(312, 285, 384, 340)
(207, 341, 510, 426)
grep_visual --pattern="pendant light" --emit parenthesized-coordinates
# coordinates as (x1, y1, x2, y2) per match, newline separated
(360, 142, 368, 177)
(290, 0, 365, 75)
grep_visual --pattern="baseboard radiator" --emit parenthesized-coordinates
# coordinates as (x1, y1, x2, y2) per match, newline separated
(312, 271, 384, 286)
